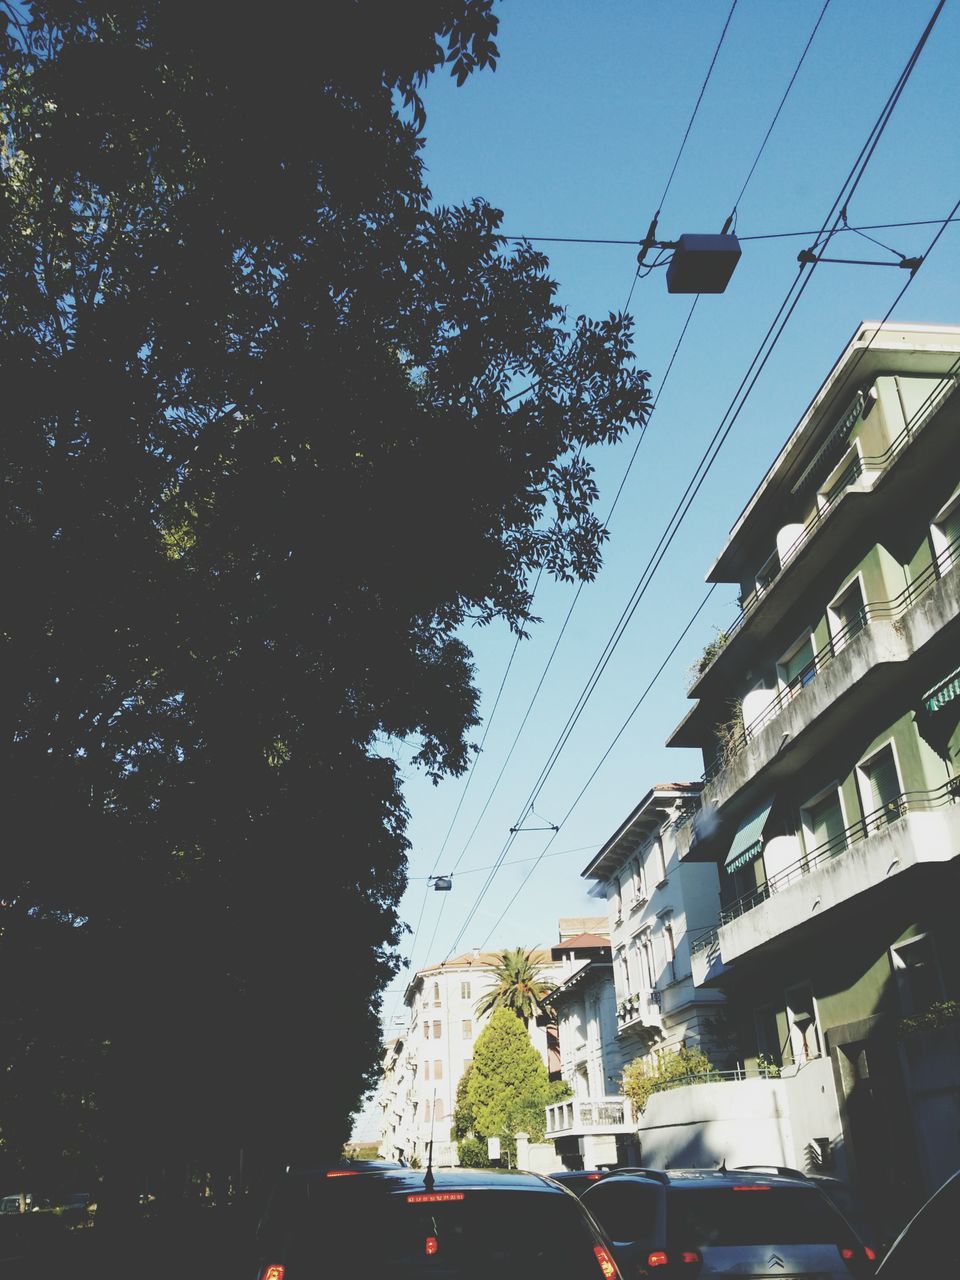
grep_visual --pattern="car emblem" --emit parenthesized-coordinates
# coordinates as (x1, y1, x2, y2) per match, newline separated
(768, 1255, 785, 1269)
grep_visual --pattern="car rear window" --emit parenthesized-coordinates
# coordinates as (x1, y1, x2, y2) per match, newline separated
(262, 1181, 605, 1278)
(667, 1188, 849, 1247)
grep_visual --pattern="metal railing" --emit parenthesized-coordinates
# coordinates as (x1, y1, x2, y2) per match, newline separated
(701, 531, 960, 784)
(694, 372, 958, 687)
(718, 778, 960, 925)
(648, 1064, 783, 1097)
(689, 926, 720, 956)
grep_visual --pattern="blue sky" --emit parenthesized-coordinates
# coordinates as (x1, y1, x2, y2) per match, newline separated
(362, 0, 960, 1088)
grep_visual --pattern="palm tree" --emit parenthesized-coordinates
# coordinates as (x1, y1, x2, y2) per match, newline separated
(474, 947, 556, 1026)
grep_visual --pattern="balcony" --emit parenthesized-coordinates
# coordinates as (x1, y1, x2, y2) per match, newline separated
(715, 781, 960, 966)
(689, 373, 958, 701)
(545, 1095, 635, 1139)
(689, 927, 727, 988)
(616, 989, 662, 1037)
(695, 550, 960, 812)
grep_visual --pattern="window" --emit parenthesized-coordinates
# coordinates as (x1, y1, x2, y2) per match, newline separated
(423, 1022, 429, 1040)
(754, 1004, 782, 1068)
(932, 494, 960, 570)
(891, 934, 943, 1015)
(434, 1098, 444, 1122)
(463, 1058, 472, 1075)
(462, 1019, 472, 1041)
(654, 835, 668, 883)
(432, 1020, 441, 1039)
(860, 744, 902, 831)
(423, 1060, 430, 1081)
(612, 875, 623, 922)
(829, 577, 866, 650)
(756, 548, 781, 595)
(434, 1059, 443, 1080)
(802, 788, 846, 858)
(433, 981, 441, 1006)
(662, 917, 676, 984)
(460, 980, 471, 1000)
(778, 632, 816, 696)
(631, 857, 645, 905)
(639, 931, 656, 989)
(616, 947, 629, 997)
(585, 1180, 660, 1244)
(785, 983, 821, 1063)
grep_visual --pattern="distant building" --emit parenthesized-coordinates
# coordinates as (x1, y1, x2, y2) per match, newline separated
(378, 947, 564, 1167)
(664, 321, 960, 1220)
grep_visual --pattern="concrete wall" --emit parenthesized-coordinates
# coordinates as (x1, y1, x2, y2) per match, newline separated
(637, 1077, 793, 1168)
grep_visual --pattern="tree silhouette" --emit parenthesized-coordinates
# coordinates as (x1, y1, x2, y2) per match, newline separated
(0, 0, 650, 1201)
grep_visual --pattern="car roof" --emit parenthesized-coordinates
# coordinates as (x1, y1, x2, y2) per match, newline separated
(599, 1168, 818, 1191)
(282, 1166, 567, 1195)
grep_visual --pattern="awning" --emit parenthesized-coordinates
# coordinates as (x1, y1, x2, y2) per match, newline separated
(723, 799, 774, 873)
(922, 666, 960, 713)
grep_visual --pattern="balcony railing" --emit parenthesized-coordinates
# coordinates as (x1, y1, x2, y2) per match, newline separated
(616, 989, 662, 1030)
(696, 373, 957, 686)
(545, 1095, 633, 1135)
(718, 778, 960, 925)
(701, 531, 960, 784)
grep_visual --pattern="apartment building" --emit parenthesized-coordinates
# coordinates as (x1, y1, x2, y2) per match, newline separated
(666, 321, 960, 1218)
(378, 946, 564, 1167)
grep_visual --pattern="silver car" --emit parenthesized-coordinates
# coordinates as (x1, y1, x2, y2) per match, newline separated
(582, 1168, 877, 1279)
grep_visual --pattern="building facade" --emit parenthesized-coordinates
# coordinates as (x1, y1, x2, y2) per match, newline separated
(665, 321, 960, 1221)
(378, 947, 564, 1167)
(582, 782, 727, 1060)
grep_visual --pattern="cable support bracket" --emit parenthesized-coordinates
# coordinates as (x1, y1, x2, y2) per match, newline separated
(797, 246, 923, 273)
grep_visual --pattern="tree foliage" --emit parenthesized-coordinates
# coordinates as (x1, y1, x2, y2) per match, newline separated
(474, 947, 557, 1025)
(0, 0, 650, 1197)
(466, 1008, 556, 1144)
(621, 1046, 717, 1116)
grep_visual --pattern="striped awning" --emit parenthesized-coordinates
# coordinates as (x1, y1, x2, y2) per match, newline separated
(724, 799, 774, 873)
(923, 666, 960, 713)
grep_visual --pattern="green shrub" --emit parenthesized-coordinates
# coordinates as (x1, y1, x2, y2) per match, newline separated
(457, 1137, 490, 1168)
(622, 1045, 716, 1115)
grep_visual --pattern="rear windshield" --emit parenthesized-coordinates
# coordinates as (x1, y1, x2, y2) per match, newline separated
(667, 1188, 849, 1247)
(261, 1181, 604, 1278)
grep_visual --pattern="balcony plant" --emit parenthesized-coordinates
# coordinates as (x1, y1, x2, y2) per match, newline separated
(691, 626, 730, 681)
(622, 1045, 716, 1116)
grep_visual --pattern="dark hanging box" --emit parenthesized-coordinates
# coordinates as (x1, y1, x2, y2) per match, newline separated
(666, 233, 742, 294)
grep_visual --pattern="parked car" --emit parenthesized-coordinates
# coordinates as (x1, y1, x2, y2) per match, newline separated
(255, 1164, 623, 1278)
(582, 1167, 877, 1279)
(876, 1167, 960, 1279)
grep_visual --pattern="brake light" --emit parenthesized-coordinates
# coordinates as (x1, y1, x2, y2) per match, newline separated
(841, 1248, 856, 1261)
(732, 1184, 771, 1191)
(864, 1246, 877, 1263)
(586, 1173, 602, 1181)
(325, 1169, 358, 1178)
(680, 1250, 702, 1264)
(593, 1244, 618, 1278)
(259, 1267, 285, 1280)
(406, 1192, 465, 1203)
(425, 1235, 439, 1256)
(647, 1251, 670, 1267)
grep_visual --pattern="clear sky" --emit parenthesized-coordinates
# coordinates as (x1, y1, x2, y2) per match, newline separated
(355, 0, 960, 1131)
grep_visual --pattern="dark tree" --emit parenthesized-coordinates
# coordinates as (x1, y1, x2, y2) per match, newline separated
(0, 0, 650, 1199)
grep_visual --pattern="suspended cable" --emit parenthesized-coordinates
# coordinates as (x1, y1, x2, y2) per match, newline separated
(500, 218, 960, 248)
(438, 0, 948, 960)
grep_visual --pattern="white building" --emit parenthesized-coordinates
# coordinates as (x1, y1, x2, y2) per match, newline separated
(378, 946, 566, 1167)
(581, 783, 727, 1062)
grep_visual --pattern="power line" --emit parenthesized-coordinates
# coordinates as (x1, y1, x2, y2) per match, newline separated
(499, 218, 960, 248)
(438, 0, 948, 962)
(479, 586, 719, 946)
(726, 0, 832, 224)
(624, 0, 738, 312)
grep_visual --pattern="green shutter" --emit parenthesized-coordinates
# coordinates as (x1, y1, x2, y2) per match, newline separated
(781, 638, 814, 686)
(864, 747, 900, 817)
(923, 666, 960, 713)
(805, 792, 845, 853)
(724, 799, 774, 873)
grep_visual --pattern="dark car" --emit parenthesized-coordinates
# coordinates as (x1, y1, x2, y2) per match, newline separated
(733, 1165, 882, 1251)
(876, 1167, 960, 1279)
(549, 1170, 609, 1196)
(582, 1168, 877, 1280)
(255, 1164, 623, 1278)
